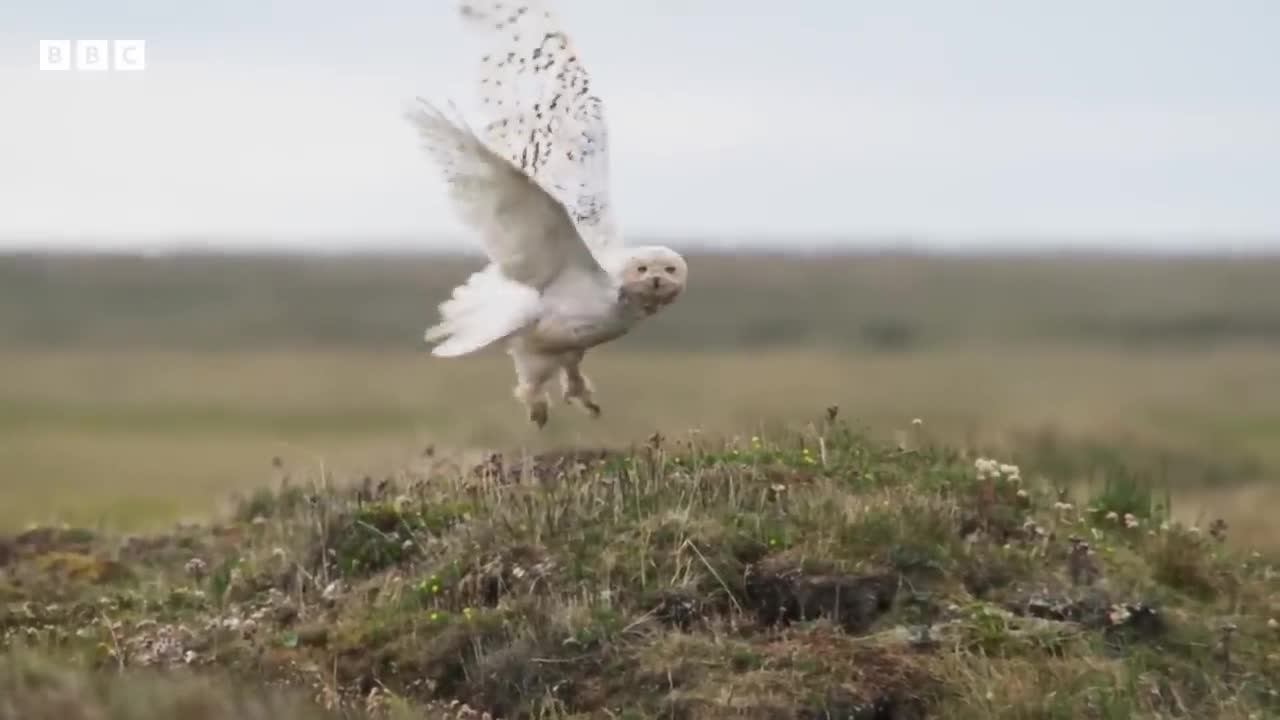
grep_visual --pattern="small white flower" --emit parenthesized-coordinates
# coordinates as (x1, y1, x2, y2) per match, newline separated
(1124, 513, 1139, 529)
(1108, 605, 1132, 625)
(1268, 618, 1278, 630)
(974, 458, 1001, 477)
(184, 558, 208, 579)
(1105, 511, 1119, 522)
(1189, 526, 1202, 535)
(1053, 501, 1074, 512)
(1015, 489, 1029, 499)
(322, 580, 343, 601)
(911, 418, 923, 427)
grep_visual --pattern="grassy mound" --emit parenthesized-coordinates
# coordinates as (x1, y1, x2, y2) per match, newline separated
(3, 415, 1279, 719)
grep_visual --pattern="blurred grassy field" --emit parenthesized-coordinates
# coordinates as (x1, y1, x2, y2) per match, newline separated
(2, 250, 1279, 540)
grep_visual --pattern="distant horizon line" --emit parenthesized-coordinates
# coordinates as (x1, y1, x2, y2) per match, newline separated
(2, 232, 1279, 257)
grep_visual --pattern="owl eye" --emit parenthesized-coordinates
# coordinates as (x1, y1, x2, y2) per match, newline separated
(664, 266, 676, 274)
(637, 265, 647, 273)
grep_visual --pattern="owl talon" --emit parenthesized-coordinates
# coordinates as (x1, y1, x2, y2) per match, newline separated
(584, 401, 601, 418)
(529, 401, 549, 428)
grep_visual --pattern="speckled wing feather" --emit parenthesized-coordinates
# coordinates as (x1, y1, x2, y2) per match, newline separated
(459, 0, 623, 254)
(405, 99, 602, 290)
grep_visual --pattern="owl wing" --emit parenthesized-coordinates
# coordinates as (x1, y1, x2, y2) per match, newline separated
(458, 0, 624, 256)
(406, 100, 607, 356)
(406, 99, 603, 289)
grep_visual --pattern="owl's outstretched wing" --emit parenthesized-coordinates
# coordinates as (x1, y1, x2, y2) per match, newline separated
(458, 0, 623, 255)
(406, 99, 602, 289)
(406, 100, 604, 357)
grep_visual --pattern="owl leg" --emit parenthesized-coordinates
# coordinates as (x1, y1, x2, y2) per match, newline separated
(509, 341, 558, 429)
(560, 350, 601, 418)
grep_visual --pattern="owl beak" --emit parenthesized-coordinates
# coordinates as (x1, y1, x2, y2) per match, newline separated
(622, 276, 679, 315)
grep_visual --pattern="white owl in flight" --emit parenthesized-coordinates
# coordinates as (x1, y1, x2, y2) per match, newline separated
(407, 0, 688, 428)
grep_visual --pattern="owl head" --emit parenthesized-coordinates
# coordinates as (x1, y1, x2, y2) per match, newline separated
(615, 245, 687, 315)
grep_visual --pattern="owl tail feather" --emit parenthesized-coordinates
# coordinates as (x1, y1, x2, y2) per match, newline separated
(425, 264, 541, 357)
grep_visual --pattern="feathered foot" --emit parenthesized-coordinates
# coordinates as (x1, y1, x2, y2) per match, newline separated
(561, 359, 601, 419)
(564, 391, 601, 418)
(510, 343, 559, 430)
(514, 382, 552, 429)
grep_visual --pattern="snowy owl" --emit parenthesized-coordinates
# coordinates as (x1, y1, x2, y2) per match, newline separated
(407, 1, 687, 428)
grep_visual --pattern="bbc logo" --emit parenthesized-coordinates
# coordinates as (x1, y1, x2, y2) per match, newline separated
(40, 40, 146, 71)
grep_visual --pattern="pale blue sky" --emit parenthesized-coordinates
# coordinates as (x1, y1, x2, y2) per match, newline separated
(1, 1, 1277, 250)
